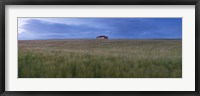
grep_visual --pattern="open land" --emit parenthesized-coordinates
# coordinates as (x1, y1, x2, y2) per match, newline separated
(18, 39, 182, 78)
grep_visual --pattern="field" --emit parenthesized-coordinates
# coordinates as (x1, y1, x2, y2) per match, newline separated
(18, 39, 182, 78)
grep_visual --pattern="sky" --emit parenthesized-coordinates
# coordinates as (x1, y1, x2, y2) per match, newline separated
(18, 18, 182, 40)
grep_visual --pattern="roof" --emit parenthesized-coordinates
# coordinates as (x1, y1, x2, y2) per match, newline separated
(96, 35, 108, 38)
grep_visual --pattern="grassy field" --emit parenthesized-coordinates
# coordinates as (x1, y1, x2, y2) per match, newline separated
(18, 39, 182, 78)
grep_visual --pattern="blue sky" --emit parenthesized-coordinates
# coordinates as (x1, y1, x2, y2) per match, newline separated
(18, 18, 182, 40)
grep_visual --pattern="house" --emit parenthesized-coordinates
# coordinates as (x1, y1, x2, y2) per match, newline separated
(96, 35, 108, 39)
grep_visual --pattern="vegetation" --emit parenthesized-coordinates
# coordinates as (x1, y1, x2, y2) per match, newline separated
(18, 39, 182, 78)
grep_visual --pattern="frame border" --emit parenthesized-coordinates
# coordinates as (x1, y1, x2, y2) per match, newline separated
(1, 0, 200, 96)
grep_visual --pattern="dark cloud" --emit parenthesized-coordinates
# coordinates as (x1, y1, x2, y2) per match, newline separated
(18, 18, 182, 40)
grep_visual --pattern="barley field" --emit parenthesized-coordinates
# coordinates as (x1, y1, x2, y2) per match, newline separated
(18, 39, 182, 78)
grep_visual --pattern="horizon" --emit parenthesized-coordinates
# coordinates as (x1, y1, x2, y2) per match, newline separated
(18, 18, 182, 40)
(18, 38, 182, 41)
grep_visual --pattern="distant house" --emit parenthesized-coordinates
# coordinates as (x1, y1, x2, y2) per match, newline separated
(96, 35, 108, 39)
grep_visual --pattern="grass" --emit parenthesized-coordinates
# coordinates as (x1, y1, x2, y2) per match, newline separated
(18, 39, 182, 78)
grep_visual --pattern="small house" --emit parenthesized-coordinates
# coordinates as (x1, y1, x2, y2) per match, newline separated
(96, 35, 108, 39)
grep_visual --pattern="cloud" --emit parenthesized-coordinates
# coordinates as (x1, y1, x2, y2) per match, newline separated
(18, 18, 182, 40)
(18, 18, 33, 34)
(27, 18, 107, 28)
(18, 19, 109, 40)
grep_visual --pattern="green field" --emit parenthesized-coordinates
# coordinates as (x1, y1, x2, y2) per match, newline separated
(18, 39, 182, 78)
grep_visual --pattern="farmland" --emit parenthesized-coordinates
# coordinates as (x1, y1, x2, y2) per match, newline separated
(18, 39, 182, 78)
